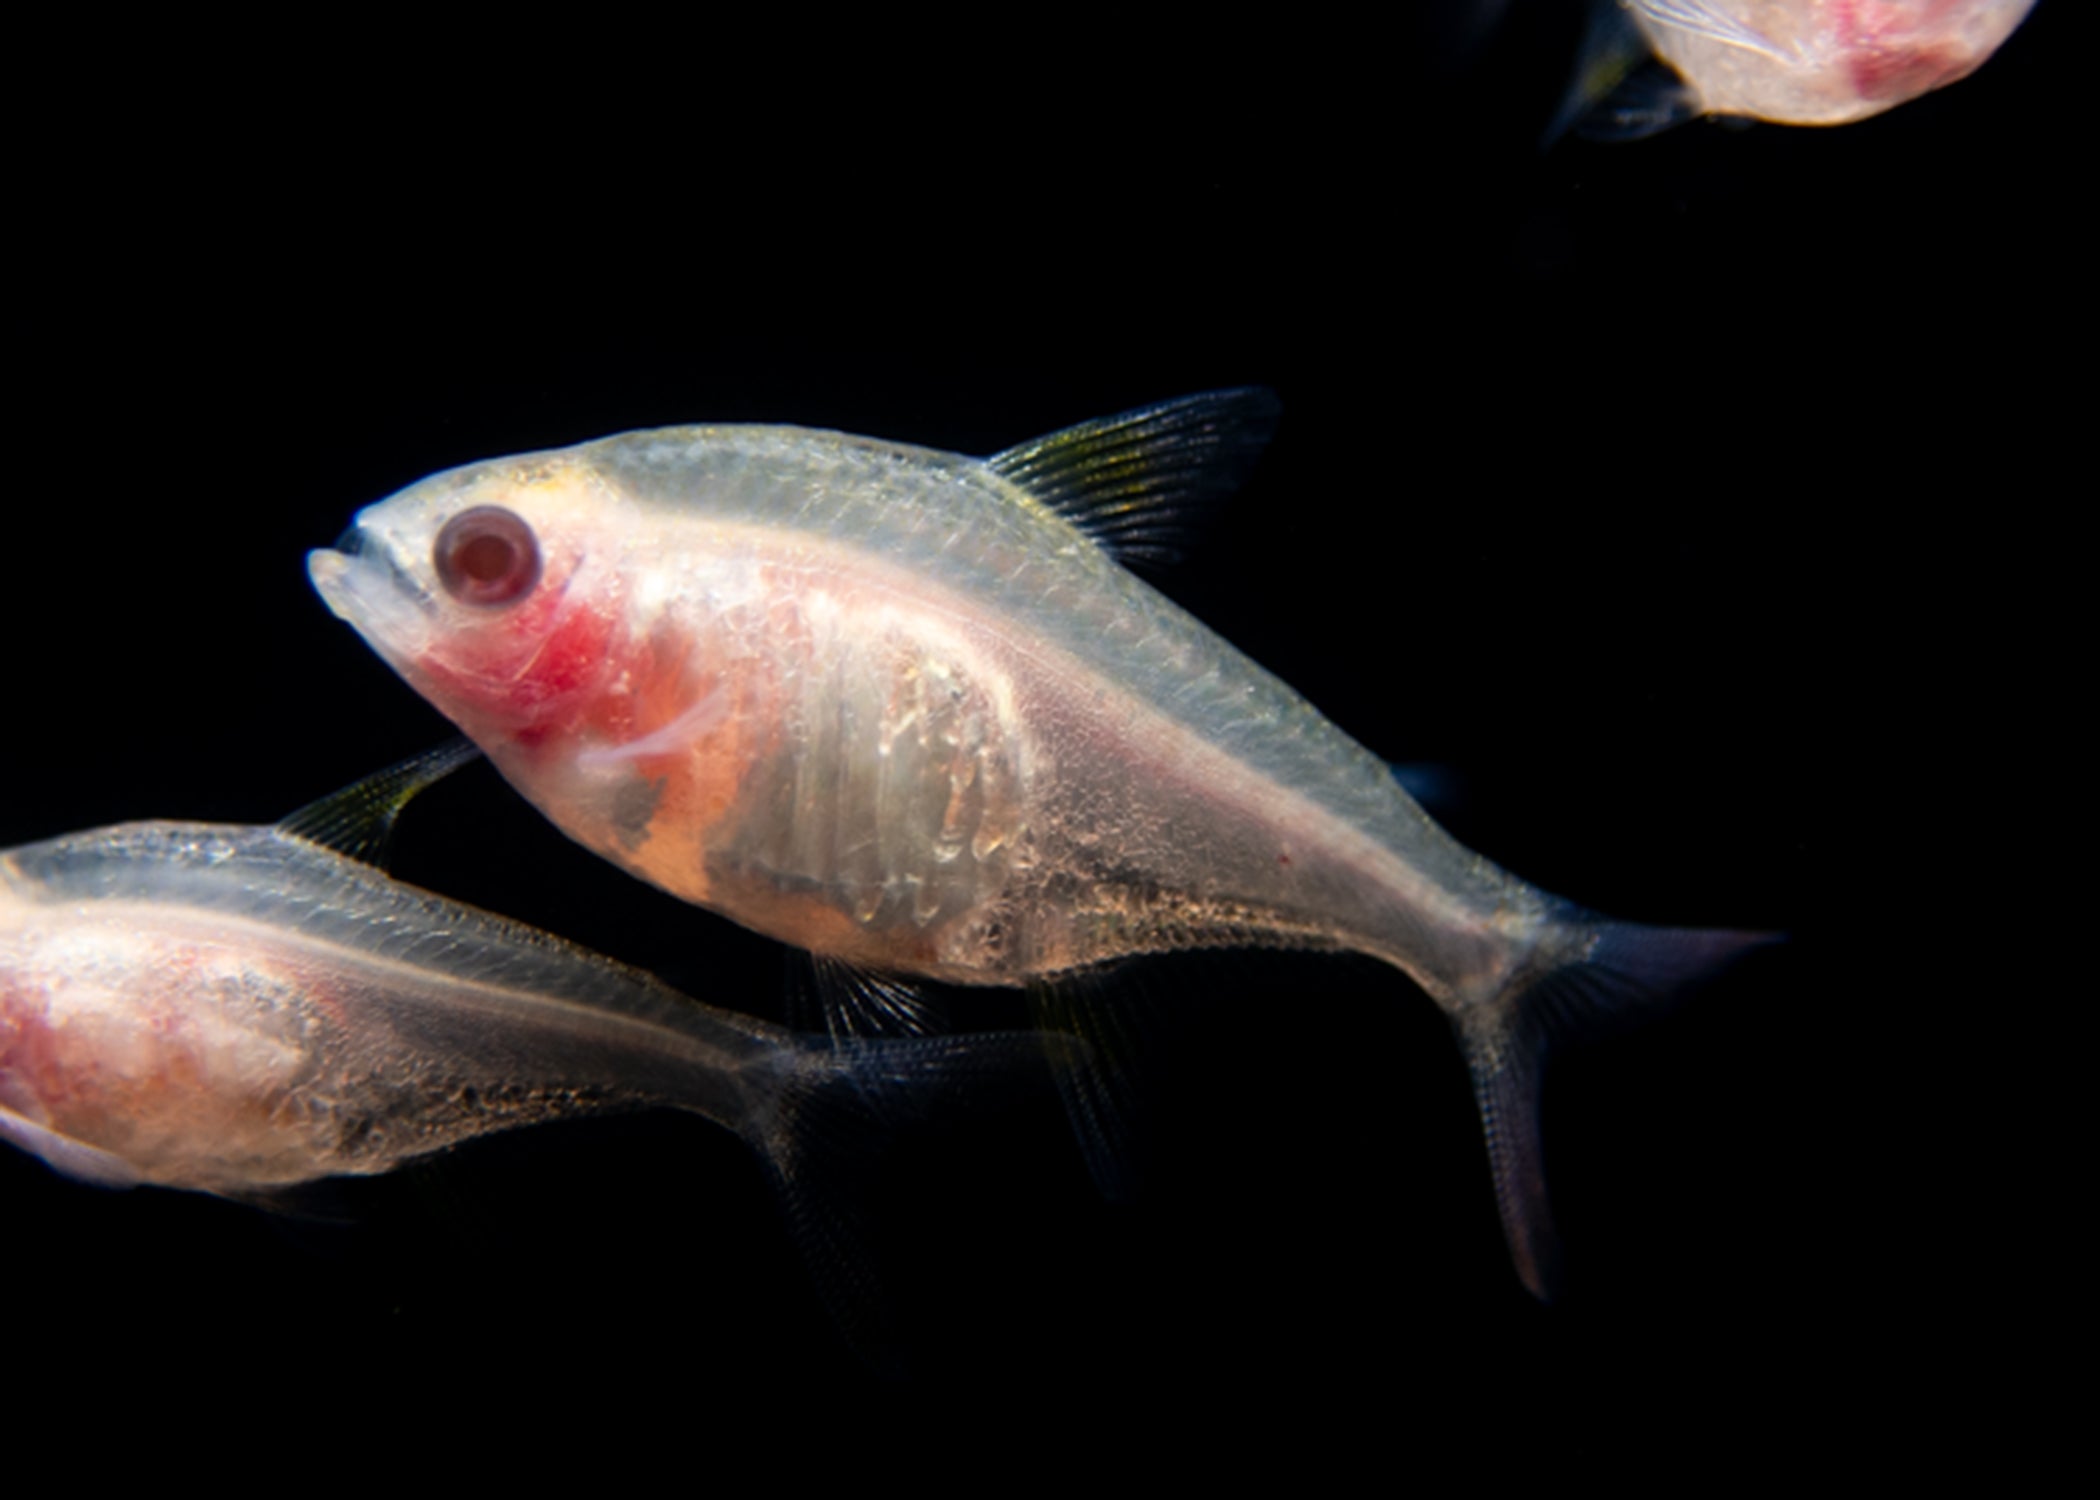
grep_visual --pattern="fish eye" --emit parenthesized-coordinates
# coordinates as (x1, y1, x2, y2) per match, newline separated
(434, 506, 542, 607)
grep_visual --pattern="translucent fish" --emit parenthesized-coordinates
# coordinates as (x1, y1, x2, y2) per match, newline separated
(1566, 0, 2036, 137)
(309, 391, 1776, 1297)
(0, 747, 1048, 1363)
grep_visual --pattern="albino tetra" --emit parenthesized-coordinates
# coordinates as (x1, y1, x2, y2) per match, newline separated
(1565, 0, 2035, 136)
(311, 391, 1773, 1296)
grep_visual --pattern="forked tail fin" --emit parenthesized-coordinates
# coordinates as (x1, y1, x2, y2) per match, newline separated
(1456, 915, 1780, 1299)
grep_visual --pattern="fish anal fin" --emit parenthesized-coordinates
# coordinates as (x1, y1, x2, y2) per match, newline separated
(757, 1030, 1070, 1377)
(986, 388, 1281, 569)
(790, 953, 1147, 1208)
(275, 738, 483, 869)
(1030, 972, 1154, 1204)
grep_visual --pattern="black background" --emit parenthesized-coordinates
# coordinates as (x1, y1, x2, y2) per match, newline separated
(7, 2, 2061, 1474)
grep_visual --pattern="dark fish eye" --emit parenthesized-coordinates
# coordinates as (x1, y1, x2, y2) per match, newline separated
(434, 506, 541, 607)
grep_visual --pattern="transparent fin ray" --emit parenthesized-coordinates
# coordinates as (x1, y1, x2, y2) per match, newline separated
(1636, 0, 1790, 61)
(1549, 0, 1703, 145)
(1458, 917, 1781, 1299)
(1030, 972, 1155, 1203)
(755, 1031, 1067, 1376)
(796, 953, 951, 1043)
(275, 738, 483, 869)
(986, 388, 1281, 568)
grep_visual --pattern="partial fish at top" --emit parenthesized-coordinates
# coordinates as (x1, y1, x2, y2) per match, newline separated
(1562, 0, 2036, 138)
(309, 390, 1777, 1298)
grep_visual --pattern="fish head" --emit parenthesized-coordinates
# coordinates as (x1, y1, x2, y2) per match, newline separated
(1631, 0, 2035, 125)
(309, 452, 629, 749)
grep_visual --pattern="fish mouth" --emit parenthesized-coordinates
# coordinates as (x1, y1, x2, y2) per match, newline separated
(307, 522, 436, 650)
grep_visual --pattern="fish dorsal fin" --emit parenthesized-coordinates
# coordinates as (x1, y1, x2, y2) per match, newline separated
(986, 388, 1281, 568)
(275, 738, 483, 868)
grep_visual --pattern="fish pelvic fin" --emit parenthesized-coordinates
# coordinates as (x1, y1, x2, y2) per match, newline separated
(1456, 915, 1780, 1300)
(744, 1029, 1073, 1377)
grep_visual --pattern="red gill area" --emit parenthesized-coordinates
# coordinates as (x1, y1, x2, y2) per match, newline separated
(506, 598, 621, 746)
(411, 589, 621, 751)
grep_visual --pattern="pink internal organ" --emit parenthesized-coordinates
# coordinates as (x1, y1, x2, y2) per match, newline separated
(1833, 0, 1986, 100)
(0, 939, 322, 1187)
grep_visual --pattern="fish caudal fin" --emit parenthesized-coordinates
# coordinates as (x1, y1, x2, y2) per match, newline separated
(1457, 916, 1779, 1300)
(745, 1031, 1070, 1376)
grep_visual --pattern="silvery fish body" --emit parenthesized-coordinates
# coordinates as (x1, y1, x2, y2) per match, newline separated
(1621, 0, 2034, 125)
(0, 762, 1027, 1349)
(0, 816, 814, 1194)
(310, 392, 1770, 1295)
(310, 397, 1525, 994)
(0, 768, 1047, 1367)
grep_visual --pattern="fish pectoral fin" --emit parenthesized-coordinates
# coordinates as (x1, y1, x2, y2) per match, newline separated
(574, 682, 730, 770)
(275, 738, 484, 869)
(1635, 0, 1792, 63)
(985, 388, 1281, 570)
(1548, 0, 1704, 145)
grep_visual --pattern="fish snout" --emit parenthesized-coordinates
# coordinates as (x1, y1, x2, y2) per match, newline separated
(306, 522, 436, 637)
